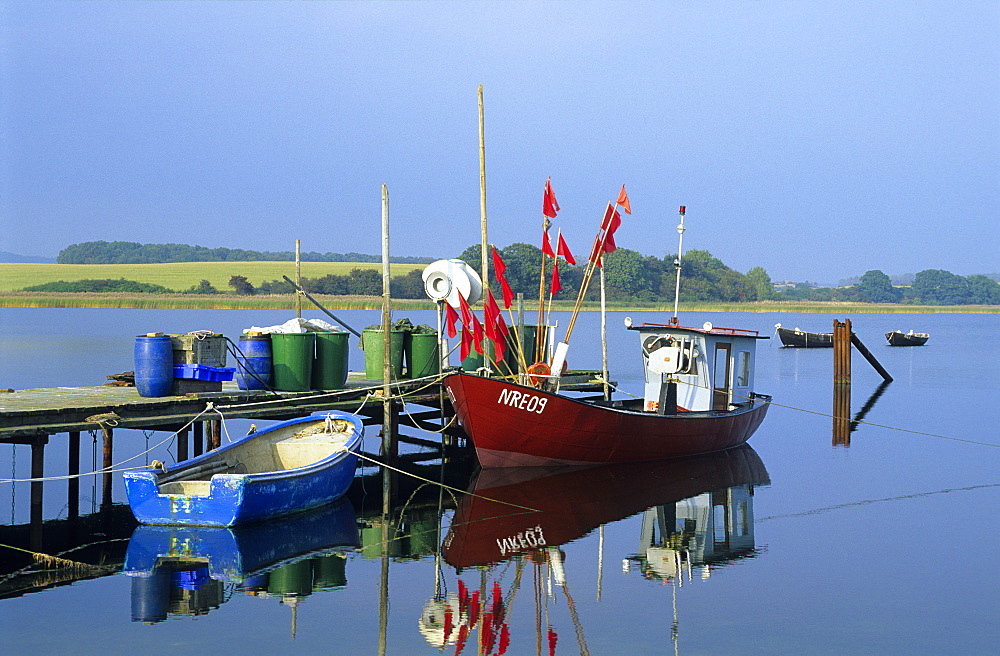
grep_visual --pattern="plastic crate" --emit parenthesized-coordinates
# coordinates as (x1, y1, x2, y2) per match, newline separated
(173, 364, 236, 382)
(170, 334, 227, 367)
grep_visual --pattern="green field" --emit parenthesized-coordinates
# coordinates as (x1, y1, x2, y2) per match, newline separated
(0, 261, 424, 292)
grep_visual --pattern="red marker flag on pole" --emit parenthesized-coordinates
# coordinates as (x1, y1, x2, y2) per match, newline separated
(460, 327, 472, 362)
(542, 178, 560, 218)
(616, 184, 631, 214)
(471, 315, 484, 355)
(492, 246, 514, 308)
(550, 259, 561, 296)
(556, 231, 576, 265)
(457, 291, 474, 329)
(541, 229, 555, 257)
(491, 245, 506, 277)
(445, 302, 459, 338)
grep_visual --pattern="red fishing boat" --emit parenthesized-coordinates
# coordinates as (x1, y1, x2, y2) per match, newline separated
(444, 320, 771, 467)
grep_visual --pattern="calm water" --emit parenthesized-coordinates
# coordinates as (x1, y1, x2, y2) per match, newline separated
(1, 307, 997, 655)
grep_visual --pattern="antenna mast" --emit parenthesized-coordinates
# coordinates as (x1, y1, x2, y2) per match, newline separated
(671, 206, 686, 325)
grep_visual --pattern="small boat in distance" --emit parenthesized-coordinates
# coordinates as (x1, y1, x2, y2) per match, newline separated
(775, 324, 833, 348)
(885, 330, 929, 346)
(124, 414, 362, 526)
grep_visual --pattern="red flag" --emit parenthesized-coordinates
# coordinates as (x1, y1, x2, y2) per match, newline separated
(556, 232, 576, 265)
(457, 291, 474, 328)
(491, 245, 506, 277)
(542, 178, 560, 218)
(492, 246, 514, 308)
(541, 229, 555, 257)
(616, 184, 631, 214)
(550, 259, 561, 296)
(460, 328, 472, 362)
(602, 208, 621, 255)
(472, 315, 484, 354)
(445, 302, 459, 338)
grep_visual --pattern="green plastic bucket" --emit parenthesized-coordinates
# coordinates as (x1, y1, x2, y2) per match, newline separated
(362, 329, 405, 380)
(407, 332, 440, 378)
(270, 332, 315, 391)
(312, 331, 349, 389)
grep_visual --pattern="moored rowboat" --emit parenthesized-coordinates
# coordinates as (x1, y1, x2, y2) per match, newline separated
(885, 330, 929, 346)
(123, 414, 362, 526)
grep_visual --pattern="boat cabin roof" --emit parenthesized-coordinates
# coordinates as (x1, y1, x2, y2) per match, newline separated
(628, 321, 769, 340)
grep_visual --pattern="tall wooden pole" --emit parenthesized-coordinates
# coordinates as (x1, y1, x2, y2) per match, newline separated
(381, 183, 394, 461)
(478, 85, 489, 297)
(295, 239, 302, 319)
(381, 184, 397, 515)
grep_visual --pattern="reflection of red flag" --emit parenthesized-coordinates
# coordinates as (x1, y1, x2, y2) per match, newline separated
(443, 605, 454, 645)
(455, 624, 469, 656)
(498, 624, 510, 655)
(550, 259, 561, 296)
(541, 230, 555, 257)
(542, 178, 560, 218)
(616, 184, 631, 214)
(548, 625, 558, 656)
(556, 232, 575, 265)
(445, 302, 459, 338)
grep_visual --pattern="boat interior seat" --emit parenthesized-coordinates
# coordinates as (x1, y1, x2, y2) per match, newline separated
(272, 433, 348, 469)
(159, 480, 212, 496)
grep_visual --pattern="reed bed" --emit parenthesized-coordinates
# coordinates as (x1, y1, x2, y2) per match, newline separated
(1, 292, 994, 314)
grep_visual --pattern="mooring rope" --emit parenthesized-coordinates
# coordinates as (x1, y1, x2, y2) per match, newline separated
(756, 482, 1000, 523)
(0, 405, 219, 484)
(344, 445, 539, 513)
(623, 376, 1000, 449)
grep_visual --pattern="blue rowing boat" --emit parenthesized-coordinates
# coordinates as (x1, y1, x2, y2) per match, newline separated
(124, 414, 362, 526)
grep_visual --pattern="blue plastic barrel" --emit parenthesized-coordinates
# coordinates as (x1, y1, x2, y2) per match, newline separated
(134, 335, 174, 397)
(130, 566, 170, 623)
(235, 334, 273, 390)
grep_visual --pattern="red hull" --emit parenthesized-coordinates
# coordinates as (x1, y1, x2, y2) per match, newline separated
(443, 445, 769, 569)
(443, 372, 770, 467)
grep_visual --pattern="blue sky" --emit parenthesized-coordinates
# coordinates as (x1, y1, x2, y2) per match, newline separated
(2, 1, 997, 283)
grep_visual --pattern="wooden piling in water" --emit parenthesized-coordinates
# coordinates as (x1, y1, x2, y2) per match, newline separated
(101, 426, 113, 505)
(68, 431, 80, 518)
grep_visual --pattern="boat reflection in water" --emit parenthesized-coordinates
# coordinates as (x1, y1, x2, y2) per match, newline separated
(123, 498, 359, 624)
(423, 445, 770, 652)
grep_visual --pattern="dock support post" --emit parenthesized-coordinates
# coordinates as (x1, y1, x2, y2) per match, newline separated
(209, 420, 221, 451)
(30, 434, 47, 548)
(177, 425, 189, 463)
(193, 421, 204, 457)
(102, 426, 113, 505)
(68, 431, 80, 519)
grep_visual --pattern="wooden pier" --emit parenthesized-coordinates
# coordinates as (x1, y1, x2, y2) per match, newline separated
(0, 370, 607, 516)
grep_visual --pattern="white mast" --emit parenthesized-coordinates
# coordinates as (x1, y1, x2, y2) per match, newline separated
(671, 206, 687, 325)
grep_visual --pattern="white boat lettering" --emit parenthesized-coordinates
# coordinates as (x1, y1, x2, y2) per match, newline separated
(497, 388, 548, 414)
(496, 525, 547, 557)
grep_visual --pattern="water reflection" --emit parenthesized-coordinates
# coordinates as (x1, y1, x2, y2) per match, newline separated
(122, 497, 358, 624)
(428, 446, 770, 652)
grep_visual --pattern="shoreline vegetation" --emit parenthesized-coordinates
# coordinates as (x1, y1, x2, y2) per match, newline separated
(1, 292, 995, 314)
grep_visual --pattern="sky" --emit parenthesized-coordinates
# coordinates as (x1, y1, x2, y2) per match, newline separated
(1, 1, 997, 283)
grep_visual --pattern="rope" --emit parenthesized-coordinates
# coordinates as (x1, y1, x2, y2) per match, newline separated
(756, 482, 1000, 523)
(0, 405, 220, 484)
(642, 377, 1000, 449)
(344, 445, 539, 513)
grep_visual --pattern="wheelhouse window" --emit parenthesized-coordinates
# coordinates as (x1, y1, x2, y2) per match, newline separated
(737, 351, 751, 387)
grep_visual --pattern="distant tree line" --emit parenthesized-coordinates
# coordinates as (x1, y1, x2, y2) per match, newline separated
(29, 242, 1000, 305)
(56, 241, 435, 265)
(781, 269, 1000, 305)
